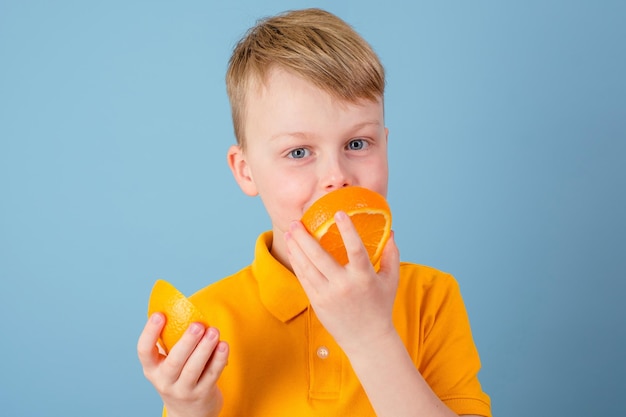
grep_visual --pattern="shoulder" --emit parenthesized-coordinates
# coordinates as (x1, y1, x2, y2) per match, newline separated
(395, 262, 467, 323)
(189, 265, 257, 307)
(398, 262, 461, 296)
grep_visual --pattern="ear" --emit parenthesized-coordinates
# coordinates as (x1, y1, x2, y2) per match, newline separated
(227, 145, 258, 196)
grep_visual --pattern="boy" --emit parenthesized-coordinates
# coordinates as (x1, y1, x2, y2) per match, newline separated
(138, 8, 491, 417)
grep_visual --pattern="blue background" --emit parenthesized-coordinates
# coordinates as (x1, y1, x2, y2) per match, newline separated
(1, 1, 624, 416)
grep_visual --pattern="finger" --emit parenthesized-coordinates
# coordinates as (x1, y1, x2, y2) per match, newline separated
(290, 220, 337, 270)
(305, 219, 349, 275)
(378, 230, 400, 280)
(137, 313, 166, 373)
(198, 340, 230, 388)
(160, 322, 206, 383)
(285, 221, 333, 287)
(334, 210, 371, 269)
(285, 229, 321, 296)
(177, 327, 222, 387)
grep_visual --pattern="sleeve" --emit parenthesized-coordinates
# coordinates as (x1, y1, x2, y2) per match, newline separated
(416, 272, 492, 416)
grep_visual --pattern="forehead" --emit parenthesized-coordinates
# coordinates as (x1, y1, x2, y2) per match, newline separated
(243, 79, 383, 150)
(245, 67, 383, 122)
(248, 66, 382, 107)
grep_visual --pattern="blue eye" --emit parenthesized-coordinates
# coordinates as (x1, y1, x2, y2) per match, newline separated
(347, 139, 367, 150)
(288, 148, 310, 159)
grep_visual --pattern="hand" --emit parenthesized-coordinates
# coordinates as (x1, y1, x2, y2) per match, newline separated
(137, 313, 230, 417)
(284, 210, 400, 353)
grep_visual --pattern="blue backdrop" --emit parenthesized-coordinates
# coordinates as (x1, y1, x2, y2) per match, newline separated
(1, 1, 624, 416)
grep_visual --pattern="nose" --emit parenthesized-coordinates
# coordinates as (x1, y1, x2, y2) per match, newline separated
(320, 155, 352, 191)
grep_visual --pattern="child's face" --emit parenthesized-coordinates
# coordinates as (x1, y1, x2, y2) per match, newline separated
(228, 67, 388, 266)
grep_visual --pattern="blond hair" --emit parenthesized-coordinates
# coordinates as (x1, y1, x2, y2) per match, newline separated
(225, 8, 386, 148)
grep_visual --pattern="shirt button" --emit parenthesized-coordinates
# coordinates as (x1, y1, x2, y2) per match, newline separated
(316, 346, 330, 359)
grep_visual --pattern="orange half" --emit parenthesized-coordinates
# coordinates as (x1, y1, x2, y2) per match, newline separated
(147, 279, 209, 354)
(301, 186, 392, 268)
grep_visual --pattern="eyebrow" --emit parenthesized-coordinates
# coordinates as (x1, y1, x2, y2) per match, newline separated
(269, 121, 382, 142)
(269, 131, 308, 142)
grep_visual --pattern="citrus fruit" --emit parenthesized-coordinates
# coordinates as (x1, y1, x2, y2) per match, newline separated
(147, 279, 209, 354)
(301, 186, 392, 268)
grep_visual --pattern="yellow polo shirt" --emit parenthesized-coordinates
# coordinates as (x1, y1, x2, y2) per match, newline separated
(178, 232, 491, 417)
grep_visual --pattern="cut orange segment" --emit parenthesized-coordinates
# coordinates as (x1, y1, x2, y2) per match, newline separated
(147, 279, 209, 354)
(301, 186, 392, 268)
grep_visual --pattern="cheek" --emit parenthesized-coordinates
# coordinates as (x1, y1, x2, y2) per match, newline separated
(362, 159, 389, 195)
(259, 175, 311, 223)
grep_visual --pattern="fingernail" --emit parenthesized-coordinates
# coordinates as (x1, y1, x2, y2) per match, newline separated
(189, 323, 203, 335)
(334, 211, 347, 221)
(150, 313, 163, 324)
(206, 328, 218, 340)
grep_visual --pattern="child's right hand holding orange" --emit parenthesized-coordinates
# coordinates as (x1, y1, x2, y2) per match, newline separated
(137, 313, 229, 417)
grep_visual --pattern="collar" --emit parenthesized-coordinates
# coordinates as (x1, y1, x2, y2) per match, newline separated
(251, 231, 309, 323)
